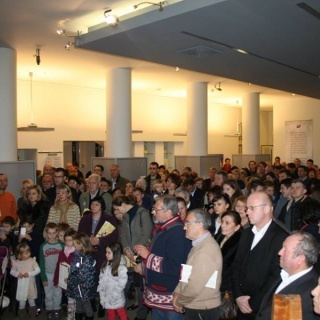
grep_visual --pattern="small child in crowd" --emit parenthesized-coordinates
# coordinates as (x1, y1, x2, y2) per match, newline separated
(10, 243, 40, 320)
(152, 179, 164, 199)
(67, 233, 96, 320)
(0, 216, 16, 249)
(97, 242, 128, 320)
(18, 215, 45, 315)
(54, 228, 76, 320)
(39, 222, 64, 319)
(57, 223, 70, 243)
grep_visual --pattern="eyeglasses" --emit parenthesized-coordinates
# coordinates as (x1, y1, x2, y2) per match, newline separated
(245, 204, 267, 212)
(152, 207, 166, 212)
(184, 221, 200, 227)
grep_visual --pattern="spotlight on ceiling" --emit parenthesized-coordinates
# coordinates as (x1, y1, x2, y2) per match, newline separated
(215, 82, 222, 91)
(133, 1, 167, 11)
(65, 41, 74, 50)
(104, 10, 119, 26)
(57, 29, 66, 35)
(33, 49, 41, 65)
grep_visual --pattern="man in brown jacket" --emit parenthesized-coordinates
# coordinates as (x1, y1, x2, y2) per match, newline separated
(173, 209, 222, 319)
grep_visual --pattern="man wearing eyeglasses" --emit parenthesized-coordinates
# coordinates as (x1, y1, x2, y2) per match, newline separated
(133, 195, 191, 320)
(232, 192, 289, 320)
(173, 209, 222, 320)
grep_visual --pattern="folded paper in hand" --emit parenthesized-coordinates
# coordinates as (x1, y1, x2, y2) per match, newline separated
(59, 262, 70, 290)
(96, 221, 115, 238)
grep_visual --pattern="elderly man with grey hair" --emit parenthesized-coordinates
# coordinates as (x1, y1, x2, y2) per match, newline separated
(257, 231, 320, 320)
(173, 209, 222, 320)
(134, 195, 191, 320)
(79, 173, 112, 215)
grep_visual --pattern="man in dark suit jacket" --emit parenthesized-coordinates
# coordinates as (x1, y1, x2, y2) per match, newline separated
(144, 161, 161, 194)
(182, 178, 205, 210)
(232, 192, 289, 319)
(257, 232, 320, 320)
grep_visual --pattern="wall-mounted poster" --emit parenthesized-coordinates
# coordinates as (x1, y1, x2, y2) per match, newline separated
(285, 120, 312, 163)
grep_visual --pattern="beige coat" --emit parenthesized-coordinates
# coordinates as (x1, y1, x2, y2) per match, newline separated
(174, 234, 222, 310)
(10, 257, 40, 300)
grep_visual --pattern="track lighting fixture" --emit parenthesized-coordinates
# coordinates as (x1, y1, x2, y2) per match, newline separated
(33, 49, 41, 65)
(133, 1, 167, 11)
(57, 30, 81, 50)
(215, 82, 222, 91)
(104, 10, 119, 26)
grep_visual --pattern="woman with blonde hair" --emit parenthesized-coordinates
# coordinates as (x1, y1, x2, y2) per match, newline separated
(18, 184, 51, 235)
(46, 184, 80, 230)
(17, 179, 34, 210)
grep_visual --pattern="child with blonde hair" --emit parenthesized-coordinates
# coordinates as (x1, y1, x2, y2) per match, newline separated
(11, 243, 40, 320)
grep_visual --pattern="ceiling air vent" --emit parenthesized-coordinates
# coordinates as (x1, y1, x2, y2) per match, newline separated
(177, 45, 223, 58)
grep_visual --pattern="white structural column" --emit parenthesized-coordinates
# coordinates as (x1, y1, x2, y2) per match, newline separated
(105, 68, 132, 157)
(242, 92, 260, 154)
(0, 48, 17, 161)
(187, 82, 208, 155)
(154, 142, 164, 166)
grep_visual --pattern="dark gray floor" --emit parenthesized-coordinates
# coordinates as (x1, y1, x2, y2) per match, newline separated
(2, 298, 153, 320)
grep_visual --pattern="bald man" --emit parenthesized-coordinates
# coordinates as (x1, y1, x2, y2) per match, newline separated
(232, 192, 289, 320)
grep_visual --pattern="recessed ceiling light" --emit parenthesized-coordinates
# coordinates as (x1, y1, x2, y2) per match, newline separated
(292, 93, 296, 96)
(175, 67, 179, 71)
(235, 49, 248, 54)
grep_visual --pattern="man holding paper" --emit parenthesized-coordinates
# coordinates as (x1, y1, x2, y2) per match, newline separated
(173, 209, 222, 320)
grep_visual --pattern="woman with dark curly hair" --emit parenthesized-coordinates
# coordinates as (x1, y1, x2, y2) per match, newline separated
(164, 173, 181, 196)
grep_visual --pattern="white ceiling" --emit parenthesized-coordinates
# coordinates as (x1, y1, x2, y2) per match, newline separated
(1, 0, 320, 109)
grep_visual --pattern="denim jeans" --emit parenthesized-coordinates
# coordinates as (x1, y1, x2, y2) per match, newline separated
(152, 309, 184, 320)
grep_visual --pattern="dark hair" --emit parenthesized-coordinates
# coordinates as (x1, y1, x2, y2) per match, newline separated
(307, 159, 314, 164)
(112, 194, 135, 207)
(263, 180, 274, 188)
(222, 179, 242, 202)
(265, 172, 277, 180)
(150, 162, 159, 168)
(55, 167, 66, 176)
(301, 198, 320, 224)
(64, 228, 77, 239)
(133, 187, 145, 195)
(287, 162, 296, 169)
(221, 210, 242, 226)
(311, 186, 320, 203)
(68, 175, 80, 185)
(57, 223, 70, 233)
(2, 216, 15, 226)
(176, 197, 186, 206)
(101, 177, 111, 187)
(20, 215, 35, 226)
(181, 178, 194, 188)
(15, 243, 31, 260)
(101, 242, 123, 276)
(91, 196, 106, 212)
(279, 169, 291, 177)
(111, 187, 124, 197)
(171, 169, 180, 176)
(216, 170, 228, 182)
(94, 164, 104, 172)
(165, 173, 181, 187)
(73, 232, 96, 255)
(247, 179, 265, 192)
(280, 178, 293, 189)
(212, 193, 232, 208)
(298, 165, 308, 173)
(208, 185, 222, 196)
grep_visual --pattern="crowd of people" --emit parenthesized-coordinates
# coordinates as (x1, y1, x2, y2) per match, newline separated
(1, 157, 320, 320)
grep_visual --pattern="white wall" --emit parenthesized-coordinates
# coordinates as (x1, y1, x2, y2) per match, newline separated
(273, 97, 320, 164)
(17, 80, 270, 169)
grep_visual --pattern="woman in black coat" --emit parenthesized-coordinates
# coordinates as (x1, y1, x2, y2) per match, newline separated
(18, 184, 51, 235)
(217, 210, 243, 292)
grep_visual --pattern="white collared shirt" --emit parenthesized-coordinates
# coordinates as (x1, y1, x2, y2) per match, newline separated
(275, 267, 313, 293)
(250, 219, 272, 250)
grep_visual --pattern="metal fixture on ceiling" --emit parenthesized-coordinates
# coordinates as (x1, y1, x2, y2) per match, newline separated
(57, 30, 82, 50)
(104, 9, 119, 26)
(133, 1, 167, 11)
(33, 49, 41, 65)
(17, 72, 55, 132)
(215, 82, 222, 91)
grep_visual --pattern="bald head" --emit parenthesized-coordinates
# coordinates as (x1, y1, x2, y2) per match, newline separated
(246, 192, 273, 231)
